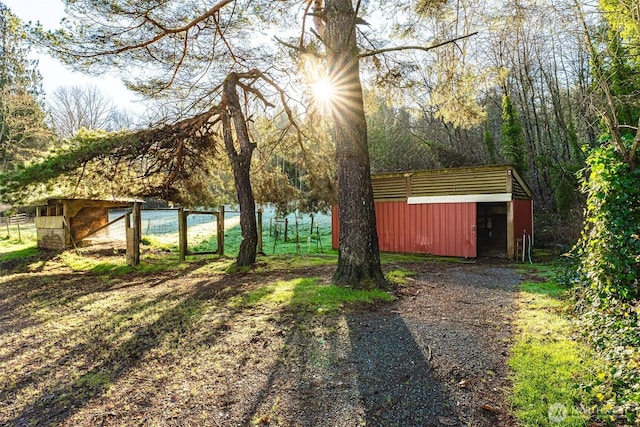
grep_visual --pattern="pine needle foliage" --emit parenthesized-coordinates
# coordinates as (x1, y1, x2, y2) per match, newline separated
(0, 109, 222, 205)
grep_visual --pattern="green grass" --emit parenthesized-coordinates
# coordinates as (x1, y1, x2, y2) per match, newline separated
(256, 253, 337, 270)
(57, 249, 193, 275)
(517, 262, 561, 279)
(0, 245, 39, 262)
(232, 277, 394, 313)
(191, 213, 334, 257)
(1, 223, 37, 258)
(379, 251, 476, 264)
(385, 267, 414, 286)
(509, 274, 597, 426)
(140, 235, 176, 252)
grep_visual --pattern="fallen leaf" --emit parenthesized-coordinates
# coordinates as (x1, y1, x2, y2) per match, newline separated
(438, 416, 458, 426)
(457, 379, 470, 388)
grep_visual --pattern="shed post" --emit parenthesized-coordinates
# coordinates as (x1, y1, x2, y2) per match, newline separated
(217, 205, 225, 256)
(404, 173, 412, 198)
(63, 200, 71, 247)
(178, 208, 187, 262)
(506, 201, 515, 259)
(125, 212, 131, 261)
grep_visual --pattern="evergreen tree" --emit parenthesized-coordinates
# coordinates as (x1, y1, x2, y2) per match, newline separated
(500, 94, 526, 173)
(483, 120, 497, 164)
(0, 4, 51, 173)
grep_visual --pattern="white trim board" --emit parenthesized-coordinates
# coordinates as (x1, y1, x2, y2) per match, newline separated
(407, 193, 513, 204)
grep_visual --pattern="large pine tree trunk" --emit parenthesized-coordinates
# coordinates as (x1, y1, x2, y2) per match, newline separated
(232, 159, 258, 266)
(222, 73, 257, 267)
(325, 0, 387, 289)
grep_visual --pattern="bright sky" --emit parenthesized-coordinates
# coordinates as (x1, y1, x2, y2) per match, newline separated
(3, 0, 144, 114)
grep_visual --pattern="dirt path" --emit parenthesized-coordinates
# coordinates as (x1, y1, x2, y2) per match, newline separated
(0, 258, 521, 427)
(237, 261, 520, 427)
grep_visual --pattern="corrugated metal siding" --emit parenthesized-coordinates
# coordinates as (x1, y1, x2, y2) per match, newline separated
(376, 201, 477, 257)
(513, 199, 533, 245)
(332, 165, 533, 258)
(332, 201, 477, 257)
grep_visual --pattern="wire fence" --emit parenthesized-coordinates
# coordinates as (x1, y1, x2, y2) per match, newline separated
(104, 207, 332, 255)
(2, 213, 33, 241)
(6, 207, 332, 255)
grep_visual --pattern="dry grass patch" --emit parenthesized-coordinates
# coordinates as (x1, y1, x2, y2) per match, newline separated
(0, 251, 393, 426)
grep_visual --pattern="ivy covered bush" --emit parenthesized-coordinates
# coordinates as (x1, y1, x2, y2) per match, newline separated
(577, 143, 640, 301)
(570, 142, 640, 424)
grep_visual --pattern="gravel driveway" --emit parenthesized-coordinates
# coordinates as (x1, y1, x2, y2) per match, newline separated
(238, 261, 522, 427)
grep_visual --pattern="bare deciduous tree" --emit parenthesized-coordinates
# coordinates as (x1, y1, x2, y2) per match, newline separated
(48, 84, 135, 138)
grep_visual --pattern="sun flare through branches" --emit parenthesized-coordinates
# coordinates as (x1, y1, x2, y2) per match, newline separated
(311, 76, 334, 108)
(302, 54, 338, 114)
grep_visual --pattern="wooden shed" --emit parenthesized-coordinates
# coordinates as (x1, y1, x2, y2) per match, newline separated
(332, 165, 533, 259)
(35, 198, 140, 251)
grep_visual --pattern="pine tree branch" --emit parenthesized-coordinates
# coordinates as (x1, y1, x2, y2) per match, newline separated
(60, 0, 236, 58)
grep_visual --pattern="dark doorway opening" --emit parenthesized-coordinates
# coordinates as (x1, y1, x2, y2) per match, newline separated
(477, 203, 507, 257)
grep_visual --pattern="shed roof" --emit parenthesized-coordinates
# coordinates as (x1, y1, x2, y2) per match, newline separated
(38, 198, 143, 209)
(372, 165, 532, 202)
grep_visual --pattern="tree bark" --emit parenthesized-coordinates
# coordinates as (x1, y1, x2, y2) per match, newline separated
(222, 73, 258, 267)
(325, 0, 387, 289)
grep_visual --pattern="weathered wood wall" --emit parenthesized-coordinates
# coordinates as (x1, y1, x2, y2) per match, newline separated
(35, 216, 67, 250)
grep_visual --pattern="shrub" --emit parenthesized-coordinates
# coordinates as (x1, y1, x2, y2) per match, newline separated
(569, 143, 640, 424)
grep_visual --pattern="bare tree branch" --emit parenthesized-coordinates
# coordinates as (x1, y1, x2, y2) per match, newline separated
(359, 32, 479, 58)
(630, 115, 640, 169)
(274, 36, 324, 58)
(301, 0, 316, 49)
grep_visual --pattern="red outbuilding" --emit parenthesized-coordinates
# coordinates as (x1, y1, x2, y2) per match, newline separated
(332, 165, 533, 259)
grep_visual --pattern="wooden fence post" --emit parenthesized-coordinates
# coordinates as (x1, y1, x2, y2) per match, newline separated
(131, 202, 141, 266)
(284, 218, 288, 242)
(217, 205, 225, 256)
(178, 207, 187, 262)
(295, 216, 300, 253)
(16, 216, 21, 242)
(126, 204, 141, 266)
(257, 208, 264, 255)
